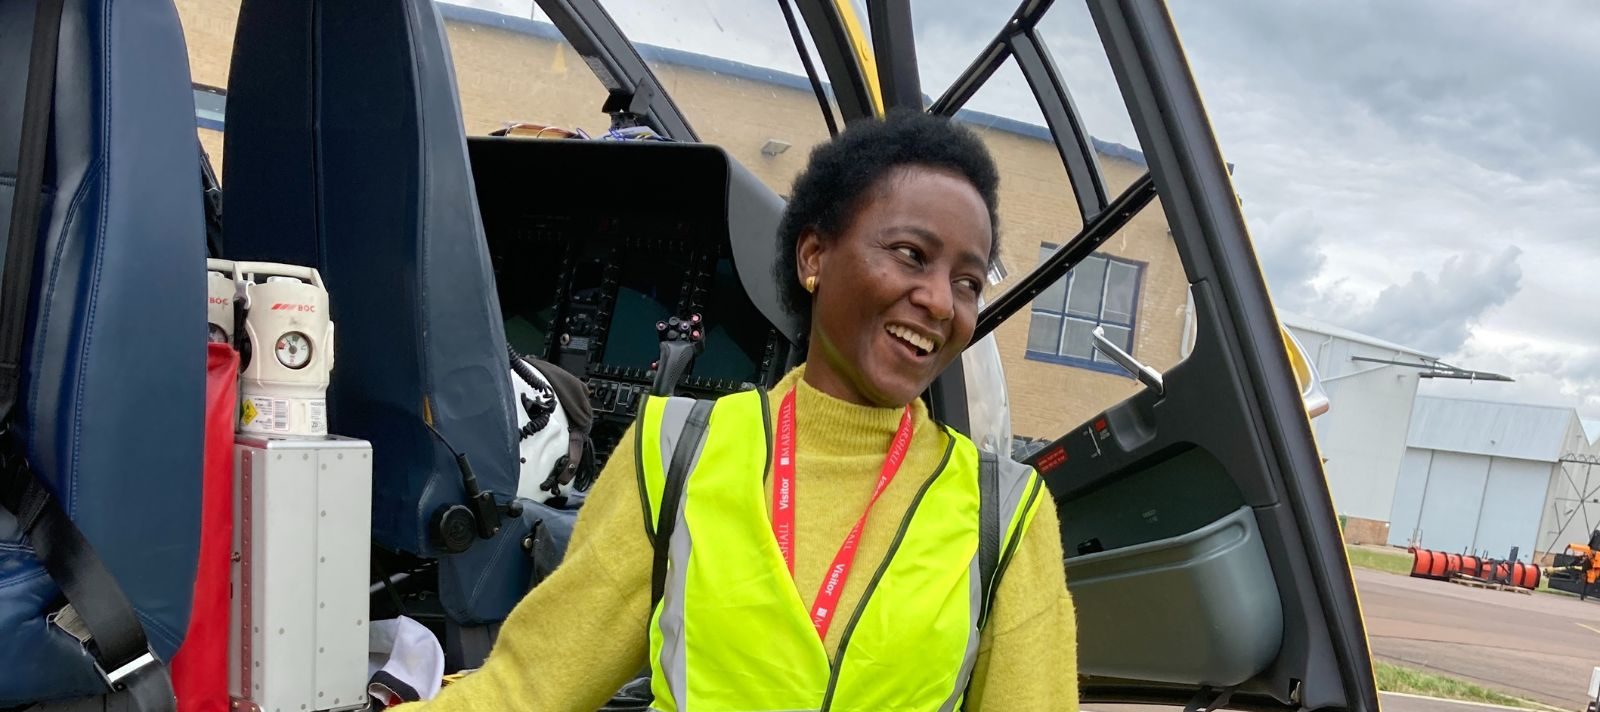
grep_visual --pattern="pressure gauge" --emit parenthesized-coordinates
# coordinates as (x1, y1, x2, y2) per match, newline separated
(276, 331, 312, 369)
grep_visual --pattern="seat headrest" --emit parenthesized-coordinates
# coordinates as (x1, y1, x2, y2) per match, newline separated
(222, 0, 519, 559)
(0, 0, 206, 702)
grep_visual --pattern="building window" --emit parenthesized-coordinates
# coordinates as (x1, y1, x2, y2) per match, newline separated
(986, 256, 1009, 287)
(193, 84, 226, 131)
(1026, 244, 1144, 372)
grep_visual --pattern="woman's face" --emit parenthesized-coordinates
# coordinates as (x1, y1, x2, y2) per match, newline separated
(799, 165, 994, 408)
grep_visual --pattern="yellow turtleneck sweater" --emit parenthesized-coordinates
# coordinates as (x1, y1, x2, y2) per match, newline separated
(401, 367, 1077, 710)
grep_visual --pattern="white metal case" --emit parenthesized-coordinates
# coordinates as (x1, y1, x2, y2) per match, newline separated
(230, 435, 372, 712)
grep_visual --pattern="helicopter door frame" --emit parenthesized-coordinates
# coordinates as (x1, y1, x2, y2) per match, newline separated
(531, 0, 698, 141)
(791, 0, 882, 121)
(863, 0, 921, 109)
(926, 0, 1111, 223)
(1083, 3, 1376, 708)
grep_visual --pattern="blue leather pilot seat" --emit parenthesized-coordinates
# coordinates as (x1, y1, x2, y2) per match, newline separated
(220, 0, 526, 630)
(0, 0, 206, 703)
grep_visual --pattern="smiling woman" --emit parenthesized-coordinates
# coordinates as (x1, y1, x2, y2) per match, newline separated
(779, 109, 1001, 406)
(399, 110, 1075, 712)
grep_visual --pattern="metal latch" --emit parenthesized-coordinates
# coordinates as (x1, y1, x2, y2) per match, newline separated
(1093, 325, 1165, 395)
(99, 649, 159, 690)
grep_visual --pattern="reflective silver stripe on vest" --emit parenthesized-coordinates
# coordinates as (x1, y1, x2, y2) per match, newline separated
(995, 456, 1037, 540)
(656, 398, 709, 709)
(942, 452, 1040, 709)
(938, 552, 986, 712)
(656, 396, 700, 484)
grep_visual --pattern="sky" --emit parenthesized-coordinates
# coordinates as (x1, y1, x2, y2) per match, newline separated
(445, 0, 1600, 440)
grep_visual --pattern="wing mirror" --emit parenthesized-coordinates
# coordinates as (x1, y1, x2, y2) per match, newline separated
(1282, 325, 1330, 419)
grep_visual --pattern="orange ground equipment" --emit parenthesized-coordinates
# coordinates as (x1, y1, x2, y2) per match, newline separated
(1407, 547, 1540, 590)
(1410, 549, 1434, 577)
(1546, 533, 1600, 599)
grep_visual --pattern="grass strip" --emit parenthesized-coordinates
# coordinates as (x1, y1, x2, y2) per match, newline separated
(1346, 545, 1414, 576)
(1375, 660, 1544, 709)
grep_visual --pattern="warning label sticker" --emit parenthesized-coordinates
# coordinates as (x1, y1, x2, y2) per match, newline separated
(272, 400, 289, 432)
(308, 400, 326, 435)
(242, 397, 289, 434)
(240, 397, 323, 435)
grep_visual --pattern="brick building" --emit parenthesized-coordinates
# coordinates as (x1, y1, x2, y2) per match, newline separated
(176, 0, 1189, 443)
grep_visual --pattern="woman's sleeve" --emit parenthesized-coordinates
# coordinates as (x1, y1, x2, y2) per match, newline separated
(394, 424, 656, 711)
(963, 493, 1080, 711)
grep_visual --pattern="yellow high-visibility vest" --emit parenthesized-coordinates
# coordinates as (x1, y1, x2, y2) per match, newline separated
(635, 389, 1044, 712)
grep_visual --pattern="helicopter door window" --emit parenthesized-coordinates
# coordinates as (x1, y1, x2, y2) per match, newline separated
(1032, 1, 1148, 169)
(984, 188, 1184, 456)
(913, 2, 1190, 457)
(595, 0, 836, 195)
(434, 2, 616, 137)
(911, 0, 1022, 98)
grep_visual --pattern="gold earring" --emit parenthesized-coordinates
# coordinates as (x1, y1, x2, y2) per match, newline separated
(805, 275, 818, 293)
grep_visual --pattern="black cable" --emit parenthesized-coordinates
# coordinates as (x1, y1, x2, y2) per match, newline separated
(370, 557, 408, 619)
(510, 344, 557, 438)
(422, 415, 483, 501)
(520, 393, 554, 438)
(422, 417, 460, 459)
(779, 0, 840, 137)
(507, 343, 540, 390)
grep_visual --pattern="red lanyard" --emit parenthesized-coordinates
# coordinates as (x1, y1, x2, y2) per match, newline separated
(771, 386, 915, 641)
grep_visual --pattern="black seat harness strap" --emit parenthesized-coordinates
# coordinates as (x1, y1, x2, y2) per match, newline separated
(975, 451, 1002, 616)
(0, 0, 174, 708)
(650, 400, 715, 610)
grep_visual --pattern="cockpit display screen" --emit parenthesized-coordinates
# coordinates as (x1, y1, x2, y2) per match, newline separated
(600, 255, 689, 371)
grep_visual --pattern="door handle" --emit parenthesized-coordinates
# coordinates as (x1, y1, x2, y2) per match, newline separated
(1092, 326, 1164, 396)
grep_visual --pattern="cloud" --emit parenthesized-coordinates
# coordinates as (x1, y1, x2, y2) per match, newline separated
(1346, 246, 1522, 356)
(1161, 1, 1598, 422)
(1169, 0, 1600, 182)
(1245, 206, 1525, 359)
(1249, 209, 1328, 313)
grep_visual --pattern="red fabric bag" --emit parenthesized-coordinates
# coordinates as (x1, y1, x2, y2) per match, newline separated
(170, 344, 238, 712)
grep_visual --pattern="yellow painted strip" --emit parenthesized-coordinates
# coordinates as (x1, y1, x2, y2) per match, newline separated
(1575, 621, 1600, 636)
(831, 0, 884, 117)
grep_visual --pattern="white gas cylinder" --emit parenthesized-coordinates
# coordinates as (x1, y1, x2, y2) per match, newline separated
(235, 262, 334, 437)
(207, 258, 238, 345)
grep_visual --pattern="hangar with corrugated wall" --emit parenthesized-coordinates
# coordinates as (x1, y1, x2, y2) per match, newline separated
(1390, 396, 1597, 564)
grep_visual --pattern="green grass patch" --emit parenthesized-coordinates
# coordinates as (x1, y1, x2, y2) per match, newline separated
(1374, 660, 1542, 709)
(1346, 546, 1413, 576)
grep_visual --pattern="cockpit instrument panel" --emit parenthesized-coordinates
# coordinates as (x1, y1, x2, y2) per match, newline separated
(469, 138, 792, 461)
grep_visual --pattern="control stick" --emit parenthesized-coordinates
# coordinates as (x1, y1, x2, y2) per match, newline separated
(651, 313, 705, 397)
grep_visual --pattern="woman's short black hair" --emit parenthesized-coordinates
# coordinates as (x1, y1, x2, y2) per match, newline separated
(774, 109, 1001, 320)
